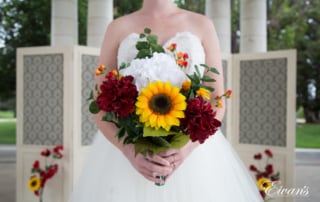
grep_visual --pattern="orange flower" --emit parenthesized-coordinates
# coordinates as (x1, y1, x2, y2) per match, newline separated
(182, 80, 191, 91)
(95, 69, 102, 76)
(225, 90, 232, 98)
(95, 64, 107, 76)
(215, 97, 223, 108)
(167, 43, 177, 52)
(177, 52, 185, 58)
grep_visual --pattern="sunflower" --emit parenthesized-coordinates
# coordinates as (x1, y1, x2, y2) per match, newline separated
(28, 176, 41, 191)
(257, 177, 272, 191)
(136, 81, 187, 131)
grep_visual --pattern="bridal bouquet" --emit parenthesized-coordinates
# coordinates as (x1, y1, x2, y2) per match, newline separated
(89, 28, 231, 156)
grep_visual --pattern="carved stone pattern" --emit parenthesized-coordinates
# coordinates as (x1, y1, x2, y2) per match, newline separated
(81, 55, 99, 145)
(221, 60, 228, 135)
(239, 58, 287, 146)
(23, 54, 63, 145)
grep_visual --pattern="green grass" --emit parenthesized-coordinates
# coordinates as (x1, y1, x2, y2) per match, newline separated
(296, 124, 320, 149)
(0, 121, 16, 144)
(0, 111, 14, 119)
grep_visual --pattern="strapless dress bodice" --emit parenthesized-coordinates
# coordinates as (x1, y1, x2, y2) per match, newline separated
(117, 32, 205, 75)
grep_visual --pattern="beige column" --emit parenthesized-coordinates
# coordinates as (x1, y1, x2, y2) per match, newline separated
(51, 0, 78, 46)
(240, 0, 267, 52)
(205, 0, 231, 53)
(87, 0, 113, 47)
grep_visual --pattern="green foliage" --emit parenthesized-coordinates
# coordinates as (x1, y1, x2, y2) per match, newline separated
(78, 0, 88, 45)
(135, 28, 165, 59)
(0, 0, 50, 104)
(114, 0, 142, 18)
(267, 0, 320, 123)
(0, 121, 16, 145)
(296, 124, 320, 148)
(174, 0, 205, 14)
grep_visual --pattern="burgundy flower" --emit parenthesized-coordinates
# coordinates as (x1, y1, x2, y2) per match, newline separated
(249, 165, 257, 171)
(53, 145, 64, 159)
(265, 164, 274, 175)
(33, 160, 40, 169)
(259, 190, 266, 199)
(264, 149, 273, 158)
(254, 153, 262, 160)
(96, 74, 138, 118)
(40, 149, 51, 157)
(181, 96, 221, 144)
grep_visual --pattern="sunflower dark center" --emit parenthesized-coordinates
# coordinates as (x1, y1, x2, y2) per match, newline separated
(149, 94, 172, 114)
(31, 180, 37, 187)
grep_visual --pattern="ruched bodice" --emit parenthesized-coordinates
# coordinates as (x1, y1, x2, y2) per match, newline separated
(117, 32, 206, 75)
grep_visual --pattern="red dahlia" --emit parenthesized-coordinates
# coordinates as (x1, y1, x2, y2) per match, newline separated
(182, 96, 221, 144)
(96, 73, 138, 118)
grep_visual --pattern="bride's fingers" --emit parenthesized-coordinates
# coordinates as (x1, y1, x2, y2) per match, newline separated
(145, 153, 171, 166)
(158, 149, 178, 157)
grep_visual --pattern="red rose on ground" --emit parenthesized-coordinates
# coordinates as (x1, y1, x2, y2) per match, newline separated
(265, 164, 274, 175)
(182, 96, 221, 144)
(249, 165, 257, 171)
(264, 149, 273, 158)
(41, 149, 50, 157)
(254, 153, 262, 160)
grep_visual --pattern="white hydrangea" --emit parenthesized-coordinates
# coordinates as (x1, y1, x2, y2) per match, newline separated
(119, 53, 188, 92)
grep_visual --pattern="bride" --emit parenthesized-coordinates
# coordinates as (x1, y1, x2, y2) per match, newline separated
(69, 0, 264, 201)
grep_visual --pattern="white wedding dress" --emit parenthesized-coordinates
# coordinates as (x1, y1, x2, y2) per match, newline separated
(69, 32, 263, 202)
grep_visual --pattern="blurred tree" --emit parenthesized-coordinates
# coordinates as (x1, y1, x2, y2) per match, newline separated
(114, 0, 142, 18)
(79, 0, 88, 45)
(174, 0, 205, 14)
(267, 0, 320, 123)
(0, 0, 50, 110)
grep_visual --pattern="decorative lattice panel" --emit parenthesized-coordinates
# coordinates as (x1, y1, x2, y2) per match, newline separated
(23, 54, 64, 145)
(239, 58, 287, 146)
(81, 54, 99, 145)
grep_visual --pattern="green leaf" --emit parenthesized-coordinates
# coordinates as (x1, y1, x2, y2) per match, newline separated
(170, 134, 189, 149)
(144, 28, 151, 34)
(87, 90, 94, 101)
(199, 84, 214, 92)
(89, 101, 100, 114)
(139, 33, 146, 38)
(136, 49, 151, 59)
(136, 41, 149, 50)
(147, 34, 158, 44)
(210, 67, 220, 75)
(143, 127, 169, 137)
(102, 112, 116, 122)
(201, 75, 216, 82)
(134, 137, 171, 156)
(116, 127, 126, 141)
(150, 43, 165, 53)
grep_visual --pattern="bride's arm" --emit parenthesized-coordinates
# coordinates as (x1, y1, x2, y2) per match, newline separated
(93, 20, 172, 183)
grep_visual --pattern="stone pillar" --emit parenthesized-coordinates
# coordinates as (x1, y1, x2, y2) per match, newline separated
(205, 0, 231, 53)
(51, 0, 78, 46)
(240, 0, 267, 52)
(87, 0, 114, 47)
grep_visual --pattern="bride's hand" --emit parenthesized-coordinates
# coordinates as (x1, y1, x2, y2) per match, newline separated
(159, 140, 199, 180)
(122, 144, 173, 183)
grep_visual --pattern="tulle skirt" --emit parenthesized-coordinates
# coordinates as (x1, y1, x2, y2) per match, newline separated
(69, 131, 263, 202)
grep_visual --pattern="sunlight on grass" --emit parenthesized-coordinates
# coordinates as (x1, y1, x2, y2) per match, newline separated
(296, 124, 320, 149)
(0, 121, 16, 144)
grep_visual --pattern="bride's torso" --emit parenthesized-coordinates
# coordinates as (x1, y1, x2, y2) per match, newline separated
(117, 31, 206, 75)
